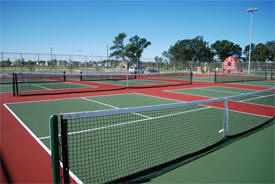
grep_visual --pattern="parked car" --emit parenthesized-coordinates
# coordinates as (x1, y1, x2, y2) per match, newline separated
(129, 66, 144, 74)
(147, 68, 159, 73)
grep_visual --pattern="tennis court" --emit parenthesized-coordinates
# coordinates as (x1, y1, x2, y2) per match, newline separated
(4, 88, 274, 183)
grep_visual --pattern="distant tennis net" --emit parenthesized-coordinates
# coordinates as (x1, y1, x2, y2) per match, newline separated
(12, 71, 192, 96)
(50, 88, 274, 183)
(214, 71, 267, 83)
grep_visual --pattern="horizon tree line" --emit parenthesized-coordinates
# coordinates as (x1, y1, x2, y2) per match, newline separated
(109, 33, 275, 67)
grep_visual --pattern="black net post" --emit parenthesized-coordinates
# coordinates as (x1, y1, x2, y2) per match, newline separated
(190, 71, 193, 84)
(15, 73, 19, 96)
(61, 116, 70, 183)
(214, 71, 217, 83)
(80, 71, 83, 81)
(50, 115, 61, 184)
(63, 71, 66, 82)
(12, 73, 15, 96)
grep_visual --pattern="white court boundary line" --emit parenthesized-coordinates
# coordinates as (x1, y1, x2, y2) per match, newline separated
(3, 104, 51, 155)
(165, 87, 274, 108)
(5, 92, 133, 104)
(3, 104, 83, 184)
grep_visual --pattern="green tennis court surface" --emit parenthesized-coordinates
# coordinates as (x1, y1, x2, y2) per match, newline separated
(168, 86, 274, 106)
(0, 84, 13, 93)
(5, 92, 273, 183)
(149, 123, 274, 183)
(16, 82, 91, 92)
(0, 82, 92, 93)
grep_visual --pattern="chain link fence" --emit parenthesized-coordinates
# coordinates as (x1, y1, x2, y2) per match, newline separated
(1, 52, 274, 74)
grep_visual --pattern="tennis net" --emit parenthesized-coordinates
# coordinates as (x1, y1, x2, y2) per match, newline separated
(214, 71, 267, 83)
(50, 88, 274, 183)
(15, 72, 66, 83)
(13, 72, 67, 96)
(78, 72, 136, 81)
(13, 71, 192, 96)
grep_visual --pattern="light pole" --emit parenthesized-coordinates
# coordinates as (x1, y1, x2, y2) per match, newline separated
(247, 8, 258, 74)
(51, 47, 53, 61)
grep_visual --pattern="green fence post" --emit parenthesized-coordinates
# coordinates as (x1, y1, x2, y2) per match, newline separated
(50, 115, 60, 184)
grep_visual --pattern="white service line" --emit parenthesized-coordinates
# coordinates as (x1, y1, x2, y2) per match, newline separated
(80, 97, 119, 109)
(195, 87, 256, 95)
(31, 83, 53, 90)
(80, 97, 152, 119)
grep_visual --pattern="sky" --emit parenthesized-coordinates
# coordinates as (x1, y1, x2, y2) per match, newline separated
(1, 0, 274, 59)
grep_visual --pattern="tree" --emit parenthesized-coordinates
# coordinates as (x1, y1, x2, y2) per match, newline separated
(243, 43, 256, 61)
(168, 39, 193, 61)
(3, 58, 12, 67)
(165, 36, 214, 68)
(162, 51, 172, 61)
(109, 33, 127, 61)
(154, 56, 163, 63)
(110, 33, 151, 68)
(254, 43, 269, 61)
(125, 35, 151, 66)
(162, 51, 171, 70)
(154, 56, 163, 70)
(266, 40, 275, 60)
(243, 41, 274, 61)
(211, 40, 242, 61)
